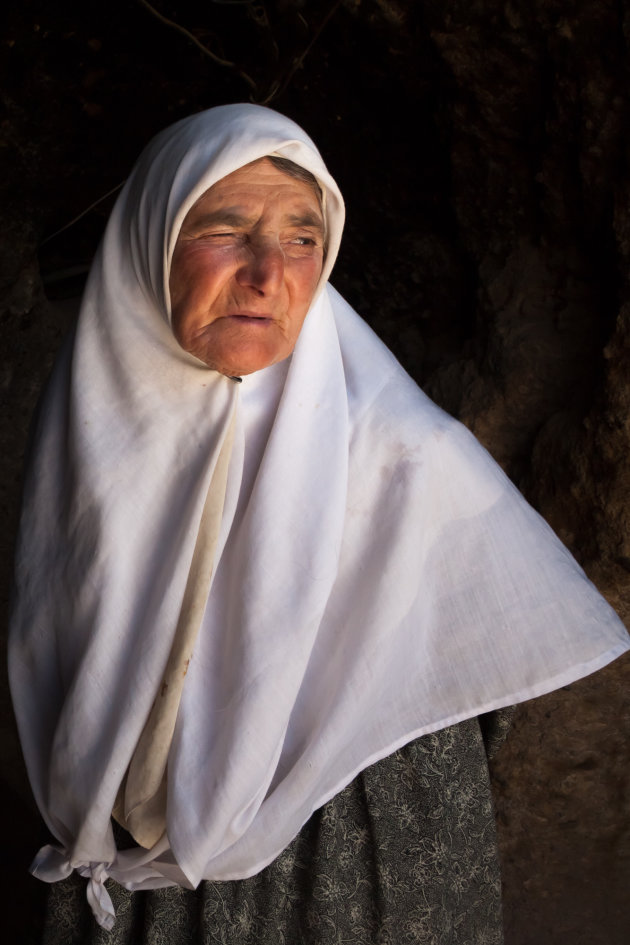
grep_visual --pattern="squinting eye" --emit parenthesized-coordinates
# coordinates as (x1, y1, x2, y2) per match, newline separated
(290, 237, 316, 246)
(195, 231, 244, 245)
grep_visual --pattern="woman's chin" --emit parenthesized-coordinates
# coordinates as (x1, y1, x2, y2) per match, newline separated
(195, 338, 291, 377)
(174, 315, 298, 377)
(174, 311, 306, 377)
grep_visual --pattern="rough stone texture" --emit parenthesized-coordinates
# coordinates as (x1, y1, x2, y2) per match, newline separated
(1, 2, 629, 943)
(492, 657, 630, 945)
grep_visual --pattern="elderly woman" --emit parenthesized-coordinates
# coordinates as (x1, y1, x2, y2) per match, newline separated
(10, 105, 629, 945)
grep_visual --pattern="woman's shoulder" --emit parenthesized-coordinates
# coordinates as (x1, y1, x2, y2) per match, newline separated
(327, 284, 472, 447)
(326, 284, 513, 513)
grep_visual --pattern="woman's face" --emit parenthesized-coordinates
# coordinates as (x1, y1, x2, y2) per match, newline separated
(169, 158, 325, 376)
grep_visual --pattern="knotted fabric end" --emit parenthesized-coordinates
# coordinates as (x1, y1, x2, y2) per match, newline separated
(30, 844, 117, 929)
(82, 863, 116, 930)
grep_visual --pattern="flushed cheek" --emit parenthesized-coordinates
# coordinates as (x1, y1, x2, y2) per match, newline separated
(171, 253, 234, 330)
(288, 258, 323, 306)
(173, 234, 235, 273)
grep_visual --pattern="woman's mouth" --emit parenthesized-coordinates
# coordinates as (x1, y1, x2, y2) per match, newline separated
(228, 312, 273, 323)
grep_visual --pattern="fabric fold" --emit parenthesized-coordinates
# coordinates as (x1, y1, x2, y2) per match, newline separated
(115, 403, 238, 848)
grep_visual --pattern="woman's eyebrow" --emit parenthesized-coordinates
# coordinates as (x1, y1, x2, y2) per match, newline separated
(285, 212, 324, 230)
(185, 207, 325, 232)
(188, 208, 254, 229)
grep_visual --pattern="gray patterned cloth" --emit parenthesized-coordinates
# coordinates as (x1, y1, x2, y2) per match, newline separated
(42, 712, 512, 945)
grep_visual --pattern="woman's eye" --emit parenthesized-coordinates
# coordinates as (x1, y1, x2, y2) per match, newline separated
(195, 231, 242, 244)
(290, 236, 316, 246)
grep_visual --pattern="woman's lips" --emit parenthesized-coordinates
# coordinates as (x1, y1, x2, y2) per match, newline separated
(227, 312, 273, 322)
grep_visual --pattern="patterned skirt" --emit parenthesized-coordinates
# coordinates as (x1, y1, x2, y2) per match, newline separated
(42, 715, 509, 945)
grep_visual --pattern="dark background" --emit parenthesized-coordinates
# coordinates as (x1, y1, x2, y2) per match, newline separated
(2, 2, 630, 942)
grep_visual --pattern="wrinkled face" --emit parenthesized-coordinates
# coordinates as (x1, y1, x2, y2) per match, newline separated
(169, 158, 325, 376)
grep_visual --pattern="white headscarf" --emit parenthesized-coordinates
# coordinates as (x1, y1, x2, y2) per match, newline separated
(10, 104, 629, 929)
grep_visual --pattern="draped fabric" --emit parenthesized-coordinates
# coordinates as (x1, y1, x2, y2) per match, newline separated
(9, 105, 629, 928)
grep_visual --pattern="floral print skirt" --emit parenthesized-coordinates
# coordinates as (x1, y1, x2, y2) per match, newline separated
(42, 715, 509, 945)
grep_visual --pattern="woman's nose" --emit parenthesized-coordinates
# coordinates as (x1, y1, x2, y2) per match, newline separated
(236, 240, 284, 295)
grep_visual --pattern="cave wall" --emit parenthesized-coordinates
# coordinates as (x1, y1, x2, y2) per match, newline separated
(1, 2, 629, 943)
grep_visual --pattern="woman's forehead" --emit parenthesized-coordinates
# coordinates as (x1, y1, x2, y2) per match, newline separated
(183, 158, 324, 225)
